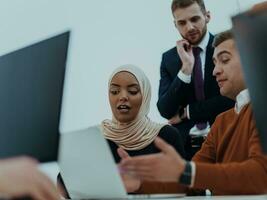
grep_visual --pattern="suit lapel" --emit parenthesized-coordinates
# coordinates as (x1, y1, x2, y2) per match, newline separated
(204, 34, 215, 93)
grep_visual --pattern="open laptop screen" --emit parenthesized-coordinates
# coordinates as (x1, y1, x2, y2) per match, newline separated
(0, 31, 70, 162)
(232, 11, 267, 153)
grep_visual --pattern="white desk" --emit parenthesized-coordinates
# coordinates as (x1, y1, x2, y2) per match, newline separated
(128, 195, 267, 200)
(182, 195, 267, 200)
(65, 195, 267, 199)
(127, 195, 267, 200)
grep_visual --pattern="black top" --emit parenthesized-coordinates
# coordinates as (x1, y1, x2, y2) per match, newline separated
(58, 125, 185, 197)
(108, 124, 185, 163)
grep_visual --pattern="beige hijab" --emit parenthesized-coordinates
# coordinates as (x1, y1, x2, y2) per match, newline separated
(100, 64, 165, 150)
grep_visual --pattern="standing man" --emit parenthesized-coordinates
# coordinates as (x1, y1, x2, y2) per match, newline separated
(119, 30, 267, 195)
(157, 0, 234, 158)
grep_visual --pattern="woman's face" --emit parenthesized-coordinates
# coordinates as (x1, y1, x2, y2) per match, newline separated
(109, 71, 142, 123)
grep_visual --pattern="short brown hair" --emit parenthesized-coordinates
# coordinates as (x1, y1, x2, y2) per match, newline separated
(213, 30, 234, 48)
(171, 0, 206, 13)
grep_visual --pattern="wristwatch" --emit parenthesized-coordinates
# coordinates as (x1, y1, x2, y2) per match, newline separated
(179, 161, 192, 186)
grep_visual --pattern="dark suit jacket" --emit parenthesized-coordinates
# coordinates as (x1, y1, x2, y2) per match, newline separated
(157, 33, 234, 135)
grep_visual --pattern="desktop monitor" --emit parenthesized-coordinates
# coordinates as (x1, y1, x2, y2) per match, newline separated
(0, 31, 70, 162)
(232, 11, 267, 153)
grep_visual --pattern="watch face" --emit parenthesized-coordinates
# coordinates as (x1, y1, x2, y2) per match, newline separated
(179, 162, 192, 186)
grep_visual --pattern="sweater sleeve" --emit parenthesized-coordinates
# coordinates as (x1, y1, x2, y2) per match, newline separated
(193, 130, 267, 195)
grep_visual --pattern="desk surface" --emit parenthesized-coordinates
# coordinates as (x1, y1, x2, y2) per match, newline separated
(126, 195, 267, 200)
(127, 195, 267, 200)
(183, 195, 267, 200)
(65, 195, 267, 199)
(132, 195, 267, 200)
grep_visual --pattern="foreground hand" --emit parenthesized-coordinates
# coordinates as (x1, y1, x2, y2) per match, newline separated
(117, 148, 141, 193)
(0, 157, 60, 200)
(119, 137, 186, 182)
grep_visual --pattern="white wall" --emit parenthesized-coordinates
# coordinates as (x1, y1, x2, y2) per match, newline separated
(60, 0, 266, 133)
(0, 0, 265, 132)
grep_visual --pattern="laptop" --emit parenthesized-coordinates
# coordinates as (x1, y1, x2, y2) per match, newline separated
(232, 10, 267, 153)
(59, 126, 185, 199)
(0, 31, 70, 162)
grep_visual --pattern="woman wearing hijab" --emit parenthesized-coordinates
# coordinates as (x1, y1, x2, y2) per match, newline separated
(58, 65, 185, 196)
(102, 64, 185, 162)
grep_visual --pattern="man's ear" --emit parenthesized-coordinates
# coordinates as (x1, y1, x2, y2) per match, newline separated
(205, 11, 211, 23)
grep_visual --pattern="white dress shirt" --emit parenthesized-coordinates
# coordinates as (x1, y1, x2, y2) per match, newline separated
(235, 89, 250, 114)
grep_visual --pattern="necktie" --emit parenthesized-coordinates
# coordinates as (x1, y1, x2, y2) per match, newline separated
(193, 47, 207, 130)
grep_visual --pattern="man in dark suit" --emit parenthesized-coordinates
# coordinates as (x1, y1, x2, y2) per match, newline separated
(157, 0, 234, 159)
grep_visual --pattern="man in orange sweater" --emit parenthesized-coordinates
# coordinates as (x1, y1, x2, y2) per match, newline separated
(119, 29, 267, 195)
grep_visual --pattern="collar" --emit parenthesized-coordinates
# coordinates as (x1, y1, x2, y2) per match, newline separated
(235, 89, 250, 114)
(195, 31, 210, 51)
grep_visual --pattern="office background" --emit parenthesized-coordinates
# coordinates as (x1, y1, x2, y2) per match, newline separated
(0, 0, 265, 182)
(0, 0, 264, 132)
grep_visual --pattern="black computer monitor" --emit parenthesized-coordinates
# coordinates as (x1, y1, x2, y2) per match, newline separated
(232, 11, 267, 153)
(0, 31, 70, 162)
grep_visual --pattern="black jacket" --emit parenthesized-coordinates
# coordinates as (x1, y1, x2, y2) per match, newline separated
(157, 33, 234, 133)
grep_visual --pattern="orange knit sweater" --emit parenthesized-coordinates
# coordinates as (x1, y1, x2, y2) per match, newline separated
(193, 104, 267, 194)
(137, 104, 267, 195)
